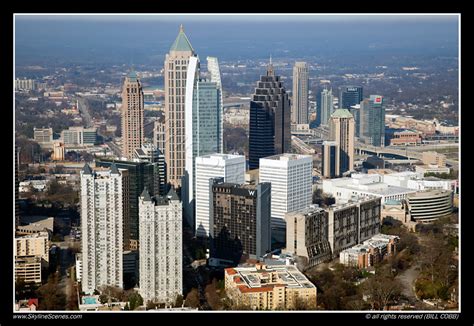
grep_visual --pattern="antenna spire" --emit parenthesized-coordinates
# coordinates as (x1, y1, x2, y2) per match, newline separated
(180, 24, 184, 32)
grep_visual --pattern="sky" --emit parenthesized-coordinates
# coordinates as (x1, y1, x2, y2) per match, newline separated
(14, 14, 459, 65)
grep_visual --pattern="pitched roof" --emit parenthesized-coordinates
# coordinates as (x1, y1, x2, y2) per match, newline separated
(331, 108, 354, 119)
(140, 188, 152, 202)
(170, 25, 194, 52)
(82, 163, 92, 175)
(167, 187, 180, 201)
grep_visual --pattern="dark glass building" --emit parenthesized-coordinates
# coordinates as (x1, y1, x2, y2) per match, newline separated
(360, 95, 385, 147)
(339, 86, 363, 110)
(248, 61, 291, 169)
(209, 178, 271, 265)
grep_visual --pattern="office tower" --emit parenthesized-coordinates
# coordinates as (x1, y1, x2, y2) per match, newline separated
(248, 59, 291, 170)
(153, 117, 166, 155)
(15, 146, 20, 228)
(95, 158, 159, 251)
(121, 71, 144, 160)
(80, 164, 123, 294)
(317, 88, 334, 126)
(259, 154, 313, 241)
(139, 188, 182, 304)
(134, 143, 168, 196)
(360, 95, 385, 147)
(329, 109, 355, 174)
(209, 178, 271, 265)
(322, 141, 340, 178)
(339, 86, 363, 110)
(165, 24, 196, 188)
(207, 56, 224, 152)
(292, 62, 309, 124)
(184, 56, 223, 224)
(349, 104, 361, 137)
(61, 127, 98, 146)
(194, 154, 246, 236)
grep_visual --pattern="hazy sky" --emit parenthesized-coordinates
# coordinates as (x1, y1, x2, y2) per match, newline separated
(14, 14, 459, 65)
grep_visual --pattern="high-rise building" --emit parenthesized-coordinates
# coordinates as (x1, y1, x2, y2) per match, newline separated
(80, 164, 123, 294)
(339, 86, 363, 110)
(95, 157, 163, 251)
(248, 59, 291, 170)
(134, 143, 168, 197)
(121, 71, 144, 160)
(329, 109, 355, 174)
(317, 88, 334, 126)
(61, 127, 98, 146)
(360, 95, 385, 147)
(138, 188, 182, 304)
(285, 196, 381, 268)
(349, 104, 361, 137)
(207, 56, 224, 152)
(165, 25, 196, 188)
(15, 146, 20, 228)
(153, 117, 166, 155)
(259, 154, 313, 241)
(210, 178, 271, 265)
(292, 62, 309, 124)
(322, 141, 340, 178)
(194, 154, 246, 236)
(184, 56, 223, 225)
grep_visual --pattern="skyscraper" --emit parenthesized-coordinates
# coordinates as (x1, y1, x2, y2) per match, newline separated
(184, 56, 223, 225)
(292, 62, 309, 124)
(322, 141, 340, 178)
(259, 153, 313, 242)
(207, 56, 224, 152)
(139, 188, 182, 304)
(210, 178, 271, 265)
(248, 59, 291, 170)
(317, 88, 334, 126)
(329, 109, 355, 174)
(194, 154, 246, 236)
(360, 95, 385, 147)
(15, 146, 20, 229)
(80, 164, 123, 294)
(339, 86, 363, 110)
(121, 71, 144, 160)
(165, 25, 196, 188)
(153, 116, 166, 156)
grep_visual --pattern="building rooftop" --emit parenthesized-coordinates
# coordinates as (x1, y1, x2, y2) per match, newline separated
(331, 108, 354, 119)
(170, 25, 194, 52)
(261, 153, 311, 161)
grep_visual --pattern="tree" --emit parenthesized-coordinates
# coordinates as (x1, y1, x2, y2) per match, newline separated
(37, 273, 66, 310)
(184, 288, 200, 308)
(205, 279, 222, 310)
(363, 275, 401, 310)
(127, 291, 143, 310)
(174, 294, 184, 307)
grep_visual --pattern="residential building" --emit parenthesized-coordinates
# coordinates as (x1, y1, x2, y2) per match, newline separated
(15, 78, 36, 91)
(285, 196, 381, 268)
(15, 256, 42, 284)
(194, 154, 246, 236)
(15, 231, 50, 266)
(80, 164, 123, 294)
(292, 62, 309, 124)
(317, 88, 334, 126)
(329, 109, 355, 174)
(248, 59, 291, 169)
(165, 25, 197, 187)
(360, 95, 385, 147)
(138, 188, 182, 304)
(210, 179, 271, 265)
(259, 154, 313, 241)
(121, 70, 144, 160)
(224, 263, 317, 310)
(184, 56, 223, 225)
(322, 141, 340, 178)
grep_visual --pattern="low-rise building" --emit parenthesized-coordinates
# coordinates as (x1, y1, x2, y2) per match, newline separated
(15, 256, 42, 284)
(406, 189, 453, 222)
(224, 263, 317, 310)
(15, 231, 50, 266)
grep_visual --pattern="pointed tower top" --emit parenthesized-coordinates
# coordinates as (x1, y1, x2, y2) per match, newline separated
(266, 55, 275, 77)
(170, 25, 194, 53)
(167, 187, 180, 201)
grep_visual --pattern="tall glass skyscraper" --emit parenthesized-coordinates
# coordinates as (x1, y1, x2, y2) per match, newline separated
(339, 86, 363, 109)
(248, 60, 291, 170)
(184, 56, 223, 227)
(317, 88, 334, 126)
(360, 95, 385, 147)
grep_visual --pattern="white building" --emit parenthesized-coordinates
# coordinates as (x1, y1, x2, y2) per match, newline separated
(194, 154, 245, 237)
(80, 164, 123, 294)
(259, 154, 313, 238)
(76, 253, 83, 283)
(322, 173, 417, 205)
(138, 188, 182, 304)
(15, 231, 50, 266)
(381, 171, 454, 192)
